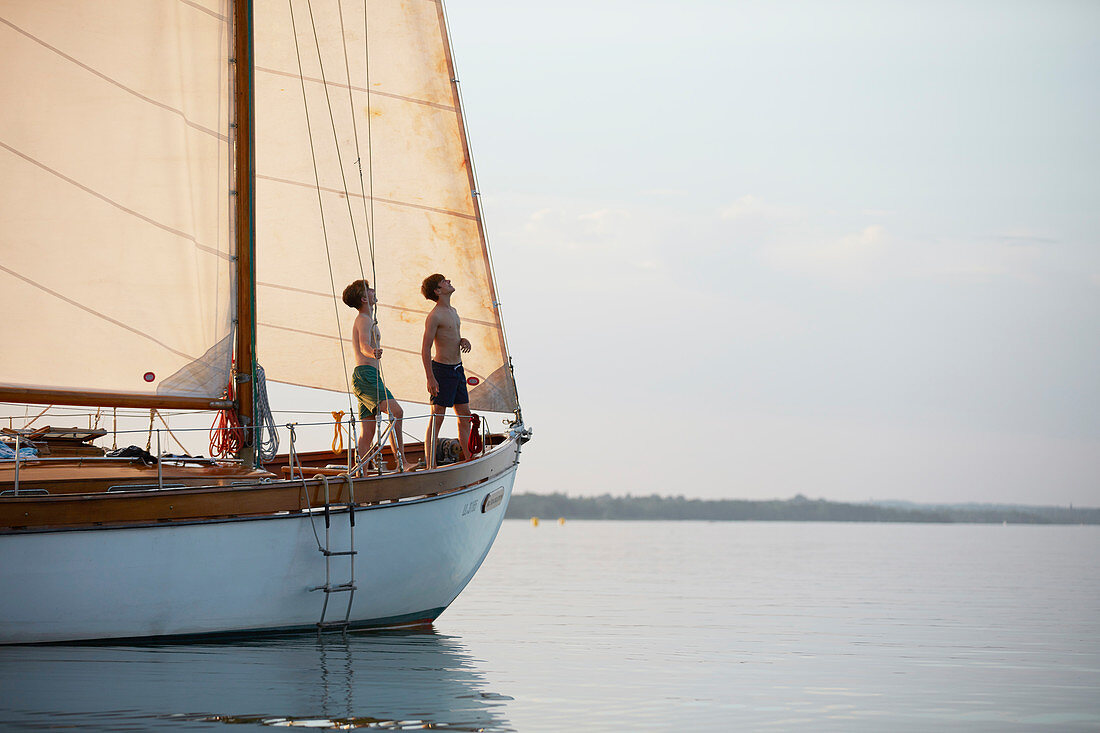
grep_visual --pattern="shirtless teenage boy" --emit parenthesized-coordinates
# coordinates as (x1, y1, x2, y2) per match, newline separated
(420, 273, 472, 468)
(341, 279, 404, 469)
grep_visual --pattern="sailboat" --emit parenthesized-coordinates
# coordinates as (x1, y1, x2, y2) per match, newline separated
(0, 0, 528, 643)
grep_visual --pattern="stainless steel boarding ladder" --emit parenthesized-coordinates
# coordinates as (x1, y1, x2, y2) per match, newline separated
(309, 474, 358, 633)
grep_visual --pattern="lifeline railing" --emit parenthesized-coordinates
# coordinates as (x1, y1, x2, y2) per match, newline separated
(2, 408, 495, 493)
(349, 417, 403, 476)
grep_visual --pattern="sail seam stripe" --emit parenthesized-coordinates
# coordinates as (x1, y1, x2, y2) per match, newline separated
(256, 173, 476, 220)
(178, 0, 228, 21)
(258, 320, 496, 342)
(0, 264, 197, 361)
(253, 281, 499, 325)
(0, 17, 228, 142)
(0, 141, 229, 259)
(254, 66, 456, 112)
(257, 322, 419, 355)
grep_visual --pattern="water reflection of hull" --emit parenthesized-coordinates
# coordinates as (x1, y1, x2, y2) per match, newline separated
(0, 630, 513, 731)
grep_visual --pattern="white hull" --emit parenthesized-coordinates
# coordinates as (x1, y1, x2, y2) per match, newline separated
(0, 468, 515, 644)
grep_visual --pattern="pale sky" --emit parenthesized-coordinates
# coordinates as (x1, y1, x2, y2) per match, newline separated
(255, 1, 1100, 507)
(5, 2, 1095, 508)
(433, 0, 1100, 506)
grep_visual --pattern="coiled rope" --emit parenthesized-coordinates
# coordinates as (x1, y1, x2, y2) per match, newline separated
(255, 363, 279, 461)
(210, 383, 242, 457)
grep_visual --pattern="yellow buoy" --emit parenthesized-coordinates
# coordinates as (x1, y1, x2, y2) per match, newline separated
(531, 517, 539, 527)
(558, 517, 565, 525)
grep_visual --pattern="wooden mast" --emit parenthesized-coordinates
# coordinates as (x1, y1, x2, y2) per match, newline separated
(233, 0, 257, 465)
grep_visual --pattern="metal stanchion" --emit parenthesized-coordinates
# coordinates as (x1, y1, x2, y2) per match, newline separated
(13, 433, 20, 497)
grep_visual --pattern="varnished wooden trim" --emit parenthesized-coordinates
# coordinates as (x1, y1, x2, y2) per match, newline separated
(1, 435, 520, 532)
(0, 387, 232, 411)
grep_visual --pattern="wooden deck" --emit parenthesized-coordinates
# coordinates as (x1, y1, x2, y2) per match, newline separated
(1, 435, 518, 532)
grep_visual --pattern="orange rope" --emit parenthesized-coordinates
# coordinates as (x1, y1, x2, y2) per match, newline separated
(209, 381, 242, 458)
(331, 410, 345, 453)
(210, 408, 242, 458)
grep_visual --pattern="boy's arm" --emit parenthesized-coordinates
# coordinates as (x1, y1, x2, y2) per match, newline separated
(354, 316, 381, 359)
(422, 313, 439, 396)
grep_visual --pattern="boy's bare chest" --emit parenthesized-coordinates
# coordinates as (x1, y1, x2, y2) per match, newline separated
(355, 315, 380, 344)
(437, 309, 461, 334)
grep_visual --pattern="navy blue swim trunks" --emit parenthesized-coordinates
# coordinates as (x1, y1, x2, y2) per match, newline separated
(431, 361, 469, 407)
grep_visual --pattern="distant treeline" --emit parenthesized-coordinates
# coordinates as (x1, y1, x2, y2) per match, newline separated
(504, 493, 1100, 525)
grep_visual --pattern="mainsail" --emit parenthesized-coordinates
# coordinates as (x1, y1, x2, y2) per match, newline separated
(0, 0, 518, 414)
(0, 1, 235, 406)
(253, 0, 518, 413)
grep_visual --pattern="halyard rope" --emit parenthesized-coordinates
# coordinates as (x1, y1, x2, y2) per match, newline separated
(288, 0, 358, 434)
(295, 0, 391, 460)
(439, 0, 523, 421)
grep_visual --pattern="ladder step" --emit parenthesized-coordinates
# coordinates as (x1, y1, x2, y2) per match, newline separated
(309, 583, 357, 593)
(317, 620, 350, 630)
(322, 550, 357, 557)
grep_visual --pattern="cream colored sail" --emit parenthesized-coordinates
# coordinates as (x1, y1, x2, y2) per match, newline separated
(253, 0, 519, 413)
(0, 0, 235, 404)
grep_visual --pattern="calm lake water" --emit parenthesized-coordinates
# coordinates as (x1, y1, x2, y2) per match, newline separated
(1, 520, 1098, 731)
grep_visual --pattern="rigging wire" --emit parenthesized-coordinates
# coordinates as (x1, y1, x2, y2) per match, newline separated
(361, 0, 378, 292)
(304, 0, 368, 270)
(330, 0, 384, 394)
(336, 0, 381, 354)
(438, 0, 523, 421)
(19, 405, 51, 430)
(152, 409, 191, 455)
(343, 0, 392, 446)
(287, 0, 359, 440)
(336, 0, 376, 289)
(335, 0, 383, 452)
(300, 0, 394, 456)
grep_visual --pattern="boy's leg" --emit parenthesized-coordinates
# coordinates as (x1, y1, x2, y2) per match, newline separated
(454, 402, 472, 461)
(425, 404, 446, 468)
(358, 415, 376, 467)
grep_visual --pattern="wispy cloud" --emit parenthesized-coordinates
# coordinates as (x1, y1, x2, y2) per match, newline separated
(641, 188, 689, 198)
(719, 195, 801, 221)
(760, 225, 887, 282)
